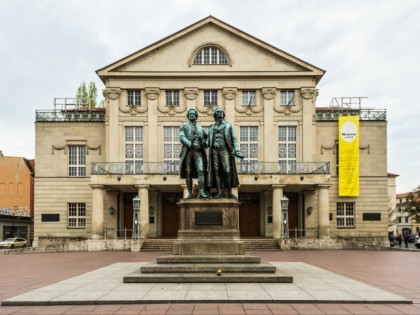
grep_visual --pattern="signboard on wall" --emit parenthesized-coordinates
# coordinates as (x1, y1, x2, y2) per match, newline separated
(339, 116, 359, 196)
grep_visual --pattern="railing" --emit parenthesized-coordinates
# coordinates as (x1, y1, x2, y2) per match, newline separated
(36, 110, 106, 122)
(91, 161, 330, 175)
(316, 108, 386, 121)
(104, 227, 133, 240)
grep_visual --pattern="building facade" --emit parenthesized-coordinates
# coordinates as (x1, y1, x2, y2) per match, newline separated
(33, 17, 389, 249)
(0, 151, 34, 242)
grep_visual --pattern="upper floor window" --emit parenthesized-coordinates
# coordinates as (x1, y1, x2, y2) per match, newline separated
(278, 126, 296, 173)
(125, 127, 143, 174)
(239, 126, 258, 173)
(193, 46, 228, 65)
(163, 127, 181, 173)
(280, 90, 295, 106)
(242, 90, 256, 106)
(68, 145, 86, 177)
(204, 90, 218, 106)
(337, 202, 355, 227)
(128, 90, 141, 106)
(165, 90, 180, 106)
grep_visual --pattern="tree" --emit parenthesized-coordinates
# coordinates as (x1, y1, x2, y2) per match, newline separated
(405, 185, 420, 216)
(76, 81, 88, 108)
(88, 82, 98, 109)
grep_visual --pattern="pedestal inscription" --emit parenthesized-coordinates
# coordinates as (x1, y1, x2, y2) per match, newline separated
(173, 198, 245, 255)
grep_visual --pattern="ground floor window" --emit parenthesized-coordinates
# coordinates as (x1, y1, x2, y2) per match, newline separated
(337, 202, 355, 227)
(68, 203, 86, 228)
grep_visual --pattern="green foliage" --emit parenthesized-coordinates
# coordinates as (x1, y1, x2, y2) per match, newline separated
(76, 81, 102, 108)
(406, 185, 420, 215)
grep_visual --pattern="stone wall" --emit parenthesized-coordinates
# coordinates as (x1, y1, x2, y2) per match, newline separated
(33, 237, 131, 252)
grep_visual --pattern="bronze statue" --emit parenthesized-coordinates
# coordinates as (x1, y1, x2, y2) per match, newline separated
(207, 108, 243, 198)
(179, 108, 209, 198)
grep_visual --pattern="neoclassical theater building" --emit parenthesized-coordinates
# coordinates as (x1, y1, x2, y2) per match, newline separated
(33, 16, 389, 249)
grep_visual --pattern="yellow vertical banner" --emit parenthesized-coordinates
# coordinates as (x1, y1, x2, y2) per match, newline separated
(339, 116, 359, 196)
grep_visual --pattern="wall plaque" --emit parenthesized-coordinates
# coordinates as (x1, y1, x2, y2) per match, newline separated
(195, 211, 223, 225)
(42, 214, 60, 222)
(363, 213, 381, 221)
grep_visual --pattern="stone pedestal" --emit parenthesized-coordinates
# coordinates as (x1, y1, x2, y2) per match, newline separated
(173, 198, 245, 255)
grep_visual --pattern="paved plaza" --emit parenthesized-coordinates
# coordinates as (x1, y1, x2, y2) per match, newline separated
(0, 250, 419, 314)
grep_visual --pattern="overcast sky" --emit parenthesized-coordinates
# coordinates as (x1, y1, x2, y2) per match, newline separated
(0, 0, 419, 193)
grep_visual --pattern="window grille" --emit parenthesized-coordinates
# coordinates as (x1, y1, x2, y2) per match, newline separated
(68, 203, 86, 228)
(337, 202, 355, 227)
(242, 90, 256, 106)
(278, 126, 297, 173)
(193, 46, 228, 65)
(165, 90, 180, 106)
(125, 127, 143, 174)
(204, 90, 218, 106)
(280, 90, 295, 106)
(68, 145, 86, 177)
(127, 90, 141, 106)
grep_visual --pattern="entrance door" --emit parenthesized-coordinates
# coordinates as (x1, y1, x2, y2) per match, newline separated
(162, 193, 182, 237)
(123, 193, 135, 237)
(239, 193, 260, 237)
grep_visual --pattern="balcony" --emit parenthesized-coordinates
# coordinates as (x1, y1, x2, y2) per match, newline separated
(36, 97, 106, 122)
(91, 161, 330, 175)
(316, 108, 386, 121)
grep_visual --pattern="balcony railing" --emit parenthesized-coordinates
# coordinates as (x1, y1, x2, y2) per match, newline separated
(316, 108, 386, 121)
(36, 110, 106, 122)
(91, 161, 330, 175)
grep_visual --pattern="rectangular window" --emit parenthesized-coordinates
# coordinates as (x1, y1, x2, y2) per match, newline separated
(242, 90, 256, 106)
(204, 90, 218, 106)
(68, 145, 86, 177)
(163, 127, 181, 173)
(280, 90, 295, 106)
(127, 90, 141, 106)
(125, 127, 143, 174)
(278, 126, 296, 173)
(337, 202, 355, 227)
(203, 47, 210, 64)
(165, 90, 179, 106)
(239, 126, 258, 173)
(68, 203, 86, 228)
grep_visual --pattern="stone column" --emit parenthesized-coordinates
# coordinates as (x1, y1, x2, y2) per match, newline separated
(136, 185, 150, 239)
(223, 87, 237, 123)
(317, 184, 331, 239)
(103, 88, 121, 162)
(146, 88, 160, 163)
(300, 88, 318, 161)
(272, 185, 285, 239)
(303, 190, 316, 238)
(262, 88, 276, 162)
(91, 184, 105, 239)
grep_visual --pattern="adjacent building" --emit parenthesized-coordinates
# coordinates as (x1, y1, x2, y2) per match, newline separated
(0, 151, 34, 242)
(33, 17, 389, 249)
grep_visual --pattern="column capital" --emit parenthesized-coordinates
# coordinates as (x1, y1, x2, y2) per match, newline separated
(145, 87, 160, 100)
(222, 87, 237, 100)
(300, 87, 318, 100)
(184, 87, 199, 100)
(90, 184, 104, 189)
(272, 184, 286, 190)
(317, 184, 332, 189)
(135, 184, 150, 190)
(103, 87, 121, 100)
(262, 87, 276, 100)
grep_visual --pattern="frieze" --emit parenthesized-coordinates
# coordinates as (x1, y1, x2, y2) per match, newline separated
(196, 103, 224, 115)
(119, 103, 148, 115)
(184, 88, 199, 100)
(157, 101, 187, 116)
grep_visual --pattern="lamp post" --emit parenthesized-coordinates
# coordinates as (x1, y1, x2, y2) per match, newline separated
(132, 196, 140, 240)
(281, 196, 289, 239)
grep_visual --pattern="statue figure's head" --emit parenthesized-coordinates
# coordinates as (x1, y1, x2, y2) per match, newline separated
(187, 108, 198, 119)
(213, 107, 225, 119)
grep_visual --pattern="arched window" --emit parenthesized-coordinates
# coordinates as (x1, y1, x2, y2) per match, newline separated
(193, 46, 228, 65)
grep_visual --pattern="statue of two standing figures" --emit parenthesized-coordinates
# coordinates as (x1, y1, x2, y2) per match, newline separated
(179, 108, 244, 199)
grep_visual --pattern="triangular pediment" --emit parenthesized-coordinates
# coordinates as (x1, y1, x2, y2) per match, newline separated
(97, 16, 324, 81)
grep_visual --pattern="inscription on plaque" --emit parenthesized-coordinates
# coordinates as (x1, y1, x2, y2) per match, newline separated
(195, 211, 223, 225)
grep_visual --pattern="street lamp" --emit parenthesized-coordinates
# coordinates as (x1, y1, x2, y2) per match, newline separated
(281, 196, 289, 239)
(132, 196, 140, 240)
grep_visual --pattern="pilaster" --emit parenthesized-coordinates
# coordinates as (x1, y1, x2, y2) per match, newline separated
(90, 184, 105, 239)
(136, 184, 150, 239)
(272, 184, 285, 239)
(317, 184, 331, 239)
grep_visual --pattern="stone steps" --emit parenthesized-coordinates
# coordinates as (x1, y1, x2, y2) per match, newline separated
(141, 238, 280, 252)
(123, 255, 292, 283)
